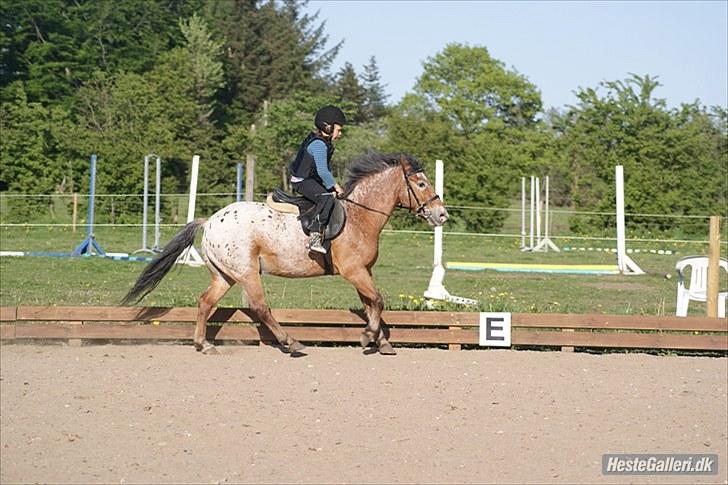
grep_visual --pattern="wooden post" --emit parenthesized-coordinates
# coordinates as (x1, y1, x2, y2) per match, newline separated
(448, 326, 461, 351)
(72, 193, 78, 233)
(561, 328, 575, 352)
(245, 124, 256, 202)
(706, 216, 720, 317)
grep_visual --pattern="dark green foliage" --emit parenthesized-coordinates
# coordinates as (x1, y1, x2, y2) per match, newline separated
(203, 0, 340, 124)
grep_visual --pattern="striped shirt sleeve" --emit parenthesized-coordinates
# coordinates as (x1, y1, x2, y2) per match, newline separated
(306, 139, 336, 189)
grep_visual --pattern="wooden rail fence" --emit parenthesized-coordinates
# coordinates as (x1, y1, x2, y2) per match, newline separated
(0, 306, 726, 351)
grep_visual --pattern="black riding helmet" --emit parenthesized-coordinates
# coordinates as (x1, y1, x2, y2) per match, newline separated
(314, 105, 346, 133)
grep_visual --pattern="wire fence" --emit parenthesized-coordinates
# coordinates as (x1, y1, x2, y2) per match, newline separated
(0, 192, 725, 250)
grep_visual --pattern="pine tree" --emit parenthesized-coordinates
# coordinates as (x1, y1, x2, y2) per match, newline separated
(203, 0, 342, 124)
(334, 62, 365, 122)
(360, 56, 389, 121)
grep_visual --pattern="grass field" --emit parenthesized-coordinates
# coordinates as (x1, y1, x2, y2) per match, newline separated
(0, 224, 723, 316)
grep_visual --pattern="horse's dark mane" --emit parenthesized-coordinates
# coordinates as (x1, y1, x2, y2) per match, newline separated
(343, 152, 422, 194)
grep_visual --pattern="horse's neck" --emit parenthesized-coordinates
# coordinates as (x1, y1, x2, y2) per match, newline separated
(345, 170, 399, 237)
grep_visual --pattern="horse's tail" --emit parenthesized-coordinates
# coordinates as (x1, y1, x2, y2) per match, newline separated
(121, 219, 206, 305)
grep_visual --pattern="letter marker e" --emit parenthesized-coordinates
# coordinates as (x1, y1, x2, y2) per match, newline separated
(479, 312, 512, 347)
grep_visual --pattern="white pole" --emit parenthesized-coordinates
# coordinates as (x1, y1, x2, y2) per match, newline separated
(529, 176, 535, 249)
(432, 160, 444, 268)
(531, 175, 560, 253)
(520, 177, 526, 249)
(535, 176, 541, 246)
(615, 165, 644, 275)
(616, 165, 627, 271)
(423, 159, 476, 306)
(187, 155, 199, 223)
(544, 176, 550, 242)
(153, 156, 161, 251)
(179, 155, 204, 266)
(141, 155, 149, 250)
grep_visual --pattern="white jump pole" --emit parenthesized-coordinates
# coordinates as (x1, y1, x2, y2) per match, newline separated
(136, 155, 151, 253)
(134, 154, 162, 255)
(532, 175, 560, 252)
(179, 155, 205, 267)
(615, 165, 644, 275)
(424, 160, 477, 306)
(153, 155, 161, 252)
(530, 176, 535, 249)
(520, 177, 526, 249)
(535, 176, 541, 246)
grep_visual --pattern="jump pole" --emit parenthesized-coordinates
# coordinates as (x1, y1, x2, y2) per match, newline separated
(153, 155, 161, 252)
(178, 155, 205, 267)
(615, 165, 644, 275)
(529, 176, 535, 249)
(520, 177, 526, 249)
(532, 175, 559, 252)
(133, 154, 161, 255)
(423, 159, 477, 306)
(71, 154, 106, 256)
(236, 162, 243, 202)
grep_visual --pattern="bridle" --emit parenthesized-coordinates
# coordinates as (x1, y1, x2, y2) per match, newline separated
(338, 162, 440, 218)
(397, 163, 440, 218)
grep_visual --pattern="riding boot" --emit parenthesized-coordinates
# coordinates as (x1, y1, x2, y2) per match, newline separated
(308, 231, 326, 254)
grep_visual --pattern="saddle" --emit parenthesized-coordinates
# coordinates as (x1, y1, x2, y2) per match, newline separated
(267, 188, 346, 241)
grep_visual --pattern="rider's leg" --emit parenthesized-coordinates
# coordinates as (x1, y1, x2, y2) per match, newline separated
(292, 179, 334, 252)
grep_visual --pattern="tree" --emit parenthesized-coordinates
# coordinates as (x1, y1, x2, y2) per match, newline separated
(551, 74, 727, 234)
(177, 13, 224, 126)
(385, 44, 546, 231)
(415, 43, 542, 134)
(0, 0, 198, 105)
(360, 56, 388, 121)
(334, 62, 365, 122)
(0, 0, 80, 103)
(203, 0, 341, 124)
(0, 83, 67, 195)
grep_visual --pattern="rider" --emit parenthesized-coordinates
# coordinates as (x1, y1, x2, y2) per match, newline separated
(289, 105, 345, 254)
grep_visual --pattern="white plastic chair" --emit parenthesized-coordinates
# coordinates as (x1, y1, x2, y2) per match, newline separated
(675, 255, 727, 318)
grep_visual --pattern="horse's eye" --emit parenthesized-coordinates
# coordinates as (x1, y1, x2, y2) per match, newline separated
(417, 182, 426, 189)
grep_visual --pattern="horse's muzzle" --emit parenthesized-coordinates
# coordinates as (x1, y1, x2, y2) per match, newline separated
(426, 206, 449, 227)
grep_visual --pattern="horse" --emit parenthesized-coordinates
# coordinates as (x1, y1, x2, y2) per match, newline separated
(122, 153, 449, 355)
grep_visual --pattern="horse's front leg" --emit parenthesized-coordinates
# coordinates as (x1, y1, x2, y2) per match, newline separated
(344, 269, 396, 355)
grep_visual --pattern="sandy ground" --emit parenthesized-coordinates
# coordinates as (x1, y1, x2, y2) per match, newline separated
(1, 343, 726, 485)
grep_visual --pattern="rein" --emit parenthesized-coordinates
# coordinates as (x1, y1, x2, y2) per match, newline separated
(339, 196, 391, 216)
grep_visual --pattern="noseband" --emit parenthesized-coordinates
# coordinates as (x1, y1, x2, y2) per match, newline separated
(399, 165, 440, 217)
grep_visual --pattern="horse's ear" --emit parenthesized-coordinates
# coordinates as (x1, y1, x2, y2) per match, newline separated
(399, 154, 409, 169)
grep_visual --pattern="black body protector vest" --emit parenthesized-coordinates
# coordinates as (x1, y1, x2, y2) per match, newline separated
(289, 133, 335, 188)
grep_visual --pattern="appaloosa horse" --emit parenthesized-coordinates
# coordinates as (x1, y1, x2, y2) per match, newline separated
(122, 153, 448, 355)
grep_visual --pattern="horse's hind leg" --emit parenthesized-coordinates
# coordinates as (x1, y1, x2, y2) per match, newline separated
(195, 274, 232, 354)
(238, 270, 304, 354)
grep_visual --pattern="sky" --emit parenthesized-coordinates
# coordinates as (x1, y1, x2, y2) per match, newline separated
(304, 0, 728, 111)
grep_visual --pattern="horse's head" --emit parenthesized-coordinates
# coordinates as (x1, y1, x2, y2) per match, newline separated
(396, 155, 449, 227)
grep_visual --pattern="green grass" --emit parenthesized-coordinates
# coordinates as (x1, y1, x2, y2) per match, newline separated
(0, 224, 722, 316)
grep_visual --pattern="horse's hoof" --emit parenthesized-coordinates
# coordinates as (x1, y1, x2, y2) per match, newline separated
(201, 342, 220, 355)
(285, 340, 305, 353)
(378, 342, 397, 355)
(360, 331, 374, 348)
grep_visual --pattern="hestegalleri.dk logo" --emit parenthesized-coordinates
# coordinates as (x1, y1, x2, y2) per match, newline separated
(602, 454, 718, 475)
